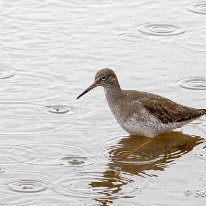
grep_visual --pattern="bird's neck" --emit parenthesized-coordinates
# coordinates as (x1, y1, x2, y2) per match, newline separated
(104, 83, 124, 103)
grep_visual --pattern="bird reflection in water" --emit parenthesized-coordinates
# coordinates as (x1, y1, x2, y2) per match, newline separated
(89, 131, 205, 206)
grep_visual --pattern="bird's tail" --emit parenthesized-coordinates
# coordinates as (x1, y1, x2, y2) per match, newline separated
(203, 109, 206, 114)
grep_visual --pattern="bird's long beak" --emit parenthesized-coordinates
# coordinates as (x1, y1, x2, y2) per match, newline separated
(77, 80, 99, 99)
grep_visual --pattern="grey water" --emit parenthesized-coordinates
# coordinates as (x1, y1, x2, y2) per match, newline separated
(0, 0, 205, 205)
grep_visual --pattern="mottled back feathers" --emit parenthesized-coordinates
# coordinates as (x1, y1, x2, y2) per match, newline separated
(124, 90, 205, 124)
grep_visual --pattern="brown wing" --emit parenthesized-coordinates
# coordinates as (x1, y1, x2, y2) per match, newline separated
(137, 94, 205, 124)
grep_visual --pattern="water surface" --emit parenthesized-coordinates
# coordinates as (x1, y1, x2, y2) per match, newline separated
(0, 0, 205, 205)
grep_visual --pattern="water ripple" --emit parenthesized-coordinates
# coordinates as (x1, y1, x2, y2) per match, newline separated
(7, 180, 48, 193)
(187, 2, 206, 14)
(56, 156, 87, 166)
(138, 23, 185, 36)
(171, 28, 206, 52)
(33, 195, 85, 206)
(8, 143, 93, 167)
(108, 148, 164, 166)
(0, 195, 37, 206)
(0, 68, 72, 102)
(0, 145, 26, 166)
(0, 67, 15, 79)
(75, 0, 141, 8)
(118, 33, 149, 43)
(0, 170, 54, 196)
(0, 102, 72, 135)
(105, 133, 203, 176)
(189, 118, 205, 127)
(1, 1, 92, 24)
(0, 17, 74, 54)
(7, 145, 41, 164)
(0, 168, 6, 173)
(194, 144, 206, 160)
(0, 101, 91, 134)
(38, 105, 71, 115)
(54, 168, 137, 200)
(173, 76, 206, 91)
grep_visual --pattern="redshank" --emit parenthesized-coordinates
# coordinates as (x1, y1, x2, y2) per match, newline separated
(77, 68, 206, 137)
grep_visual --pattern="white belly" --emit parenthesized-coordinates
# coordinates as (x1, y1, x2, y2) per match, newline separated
(105, 93, 188, 138)
(121, 118, 182, 137)
(109, 106, 159, 137)
(111, 107, 186, 137)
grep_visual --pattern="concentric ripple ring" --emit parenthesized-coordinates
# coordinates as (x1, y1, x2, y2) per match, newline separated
(187, 2, 206, 14)
(7, 180, 48, 193)
(175, 77, 206, 91)
(138, 23, 185, 36)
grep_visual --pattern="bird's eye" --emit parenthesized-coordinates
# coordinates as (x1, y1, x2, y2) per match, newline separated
(100, 76, 108, 81)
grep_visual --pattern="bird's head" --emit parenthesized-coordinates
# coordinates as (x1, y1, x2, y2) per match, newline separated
(77, 68, 118, 99)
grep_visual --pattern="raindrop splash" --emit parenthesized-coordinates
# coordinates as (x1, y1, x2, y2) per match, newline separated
(7, 180, 48, 193)
(45, 105, 70, 114)
(56, 156, 86, 166)
(8, 143, 93, 167)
